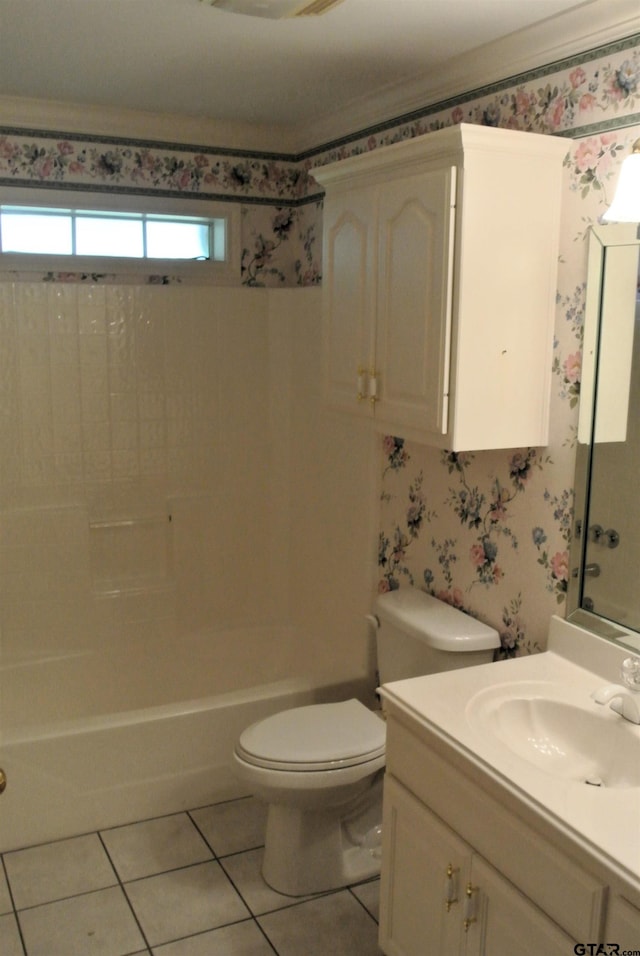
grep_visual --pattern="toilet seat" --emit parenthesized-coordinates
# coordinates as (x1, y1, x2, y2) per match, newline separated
(235, 699, 386, 772)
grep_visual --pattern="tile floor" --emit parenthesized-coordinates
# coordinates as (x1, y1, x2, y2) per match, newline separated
(0, 796, 383, 956)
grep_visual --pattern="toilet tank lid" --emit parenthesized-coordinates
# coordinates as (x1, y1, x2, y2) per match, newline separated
(375, 588, 500, 652)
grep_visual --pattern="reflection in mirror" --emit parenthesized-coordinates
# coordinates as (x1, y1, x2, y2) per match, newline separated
(569, 222, 640, 653)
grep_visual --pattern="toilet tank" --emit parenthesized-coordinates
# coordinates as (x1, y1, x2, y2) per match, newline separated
(375, 588, 500, 685)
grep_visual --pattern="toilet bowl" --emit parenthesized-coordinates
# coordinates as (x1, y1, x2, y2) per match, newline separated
(233, 589, 500, 896)
(233, 698, 385, 896)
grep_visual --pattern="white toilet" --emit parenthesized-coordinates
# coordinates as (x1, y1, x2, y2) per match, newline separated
(233, 588, 499, 896)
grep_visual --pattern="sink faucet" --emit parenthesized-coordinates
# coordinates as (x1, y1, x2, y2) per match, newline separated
(591, 684, 640, 724)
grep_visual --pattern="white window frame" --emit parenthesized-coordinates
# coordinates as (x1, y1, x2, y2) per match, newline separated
(0, 187, 239, 281)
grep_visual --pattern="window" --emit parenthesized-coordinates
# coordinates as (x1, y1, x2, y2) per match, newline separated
(0, 205, 225, 261)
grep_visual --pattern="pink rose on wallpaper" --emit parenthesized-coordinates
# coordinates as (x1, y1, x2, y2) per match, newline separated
(437, 588, 464, 608)
(451, 107, 464, 124)
(574, 138, 600, 172)
(550, 551, 569, 582)
(563, 352, 581, 383)
(470, 544, 486, 568)
(569, 67, 587, 89)
(579, 93, 597, 111)
(551, 97, 566, 129)
(35, 157, 54, 179)
(514, 89, 534, 116)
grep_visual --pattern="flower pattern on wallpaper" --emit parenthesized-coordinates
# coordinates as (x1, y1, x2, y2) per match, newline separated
(378, 439, 560, 656)
(0, 134, 313, 202)
(306, 42, 640, 170)
(240, 202, 322, 287)
(242, 208, 297, 286)
(1, 31, 640, 651)
(1, 34, 639, 292)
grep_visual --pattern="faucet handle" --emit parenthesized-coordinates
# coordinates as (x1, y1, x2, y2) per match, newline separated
(621, 656, 640, 691)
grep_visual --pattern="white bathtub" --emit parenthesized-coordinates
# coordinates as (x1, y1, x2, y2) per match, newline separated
(0, 626, 371, 852)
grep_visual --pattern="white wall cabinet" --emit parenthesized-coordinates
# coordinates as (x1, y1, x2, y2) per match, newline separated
(315, 124, 566, 451)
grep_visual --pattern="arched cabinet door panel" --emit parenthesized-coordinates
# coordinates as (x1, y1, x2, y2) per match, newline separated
(315, 124, 565, 451)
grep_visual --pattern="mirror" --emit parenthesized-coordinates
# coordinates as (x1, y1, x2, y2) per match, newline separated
(568, 221, 640, 653)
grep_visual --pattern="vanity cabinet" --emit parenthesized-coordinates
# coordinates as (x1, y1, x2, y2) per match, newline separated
(379, 706, 610, 956)
(314, 124, 566, 451)
(605, 895, 640, 949)
(380, 775, 574, 955)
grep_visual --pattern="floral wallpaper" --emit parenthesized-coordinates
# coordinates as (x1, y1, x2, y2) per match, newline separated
(0, 30, 639, 652)
(371, 35, 640, 656)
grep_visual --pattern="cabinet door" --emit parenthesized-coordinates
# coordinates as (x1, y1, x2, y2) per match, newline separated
(375, 166, 456, 438)
(322, 186, 377, 414)
(605, 895, 640, 949)
(379, 775, 469, 956)
(464, 856, 575, 956)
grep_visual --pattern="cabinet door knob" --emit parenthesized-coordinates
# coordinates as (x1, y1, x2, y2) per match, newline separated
(357, 366, 367, 401)
(444, 863, 459, 911)
(368, 368, 379, 404)
(463, 882, 478, 931)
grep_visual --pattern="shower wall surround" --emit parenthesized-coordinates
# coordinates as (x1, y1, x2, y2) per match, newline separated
(0, 285, 281, 665)
(0, 31, 639, 662)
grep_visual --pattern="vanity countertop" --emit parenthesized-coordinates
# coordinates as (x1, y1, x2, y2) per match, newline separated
(380, 615, 640, 890)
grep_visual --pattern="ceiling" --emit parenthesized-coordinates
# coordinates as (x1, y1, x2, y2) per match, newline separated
(0, 0, 637, 150)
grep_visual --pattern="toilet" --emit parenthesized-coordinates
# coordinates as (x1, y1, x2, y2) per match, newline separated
(233, 587, 499, 896)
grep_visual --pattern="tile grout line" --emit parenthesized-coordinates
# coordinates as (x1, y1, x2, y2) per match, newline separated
(1, 854, 28, 956)
(96, 829, 153, 955)
(187, 809, 280, 955)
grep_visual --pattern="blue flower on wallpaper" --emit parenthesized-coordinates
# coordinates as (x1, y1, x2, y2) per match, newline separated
(379, 469, 434, 592)
(443, 449, 548, 589)
(241, 208, 297, 286)
(424, 537, 458, 591)
(553, 284, 585, 414)
(496, 595, 542, 658)
(531, 488, 573, 603)
(616, 59, 640, 94)
(294, 213, 322, 286)
(382, 435, 409, 474)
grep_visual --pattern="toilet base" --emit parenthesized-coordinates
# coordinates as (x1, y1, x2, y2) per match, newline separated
(261, 773, 383, 896)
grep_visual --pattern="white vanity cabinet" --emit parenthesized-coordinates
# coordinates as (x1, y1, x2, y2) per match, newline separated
(605, 895, 640, 949)
(314, 124, 566, 451)
(381, 775, 575, 955)
(379, 705, 613, 956)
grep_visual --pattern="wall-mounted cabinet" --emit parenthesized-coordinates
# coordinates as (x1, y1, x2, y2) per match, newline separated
(314, 124, 566, 451)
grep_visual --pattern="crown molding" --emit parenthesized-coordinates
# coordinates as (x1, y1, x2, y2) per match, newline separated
(0, 95, 301, 156)
(0, 0, 638, 160)
(292, 0, 640, 153)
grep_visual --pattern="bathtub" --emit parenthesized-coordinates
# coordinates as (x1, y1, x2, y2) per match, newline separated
(0, 626, 372, 852)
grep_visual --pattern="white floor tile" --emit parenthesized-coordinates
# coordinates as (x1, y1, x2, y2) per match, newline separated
(220, 848, 318, 915)
(101, 813, 213, 881)
(5, 834, 116, 910)
(0, 912, 24, 956)
(258, 890, 383, 956)
(1, 798, 381, 956)
(0, 865, 13, 915)
(351, 878, 380, 922)
(190, 798, 267, 857)
(152, 918, 275, 955)
(124, 860, 250, 947)
(18, 885, 146, 956)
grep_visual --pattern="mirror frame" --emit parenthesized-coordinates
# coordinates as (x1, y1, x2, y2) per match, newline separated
(567, 221, 640, 645)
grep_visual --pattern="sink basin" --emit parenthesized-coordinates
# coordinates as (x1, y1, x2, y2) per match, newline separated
(466, 682, 640, 789)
